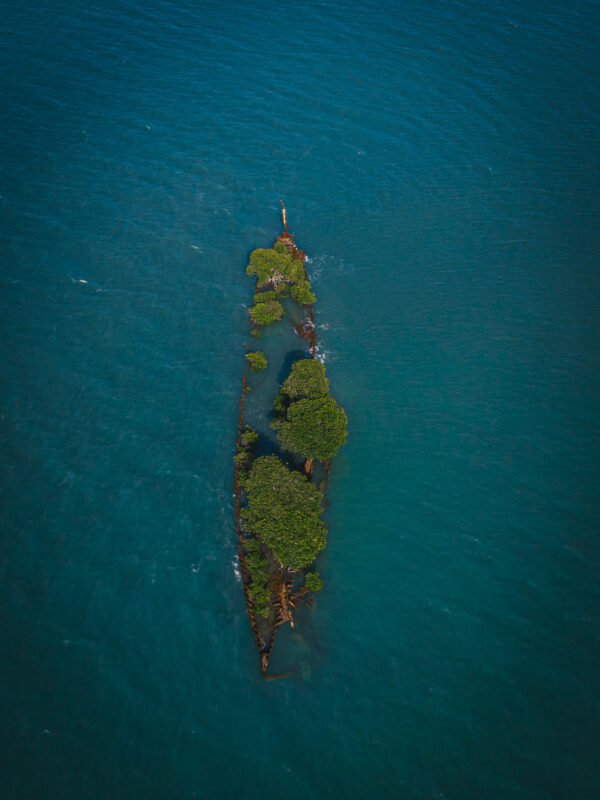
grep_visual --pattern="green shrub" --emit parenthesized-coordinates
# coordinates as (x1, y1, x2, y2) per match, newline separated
(246, 247, 305, 287)
(280, 359, 329, 402)
(272, 396, 348, 460)
(240, 425, 258, 448)
(245, 351, 268, 371)
(249, 300, 284, 326)
(241, 455, 326, 570)
(272, 359, 348, 459)
(249, 582, 270, 617)
(254, 290, 278, 303)
(250, 328, 261, 338)
(291, 281, 316, 305)
(234, 449, 252, 473)
(235, 425, 259, 476)
(244, 538, 271, 618)
(273, 241, 288, 254)
(304, 572, 323, 593)
(273, 390, 286, 417)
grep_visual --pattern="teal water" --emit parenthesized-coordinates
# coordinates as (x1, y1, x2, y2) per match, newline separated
(1, 1, 599, 797)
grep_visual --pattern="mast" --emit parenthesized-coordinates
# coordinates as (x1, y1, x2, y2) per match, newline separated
(280, 200, 288, 233)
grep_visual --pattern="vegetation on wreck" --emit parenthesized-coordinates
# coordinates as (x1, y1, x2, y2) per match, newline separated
(234, 424, 258, 477)
(240, 455, 327, 571)
(243, 537, 271, 618)
(276, 359, 329, 402)
(246, 243, 316, 308)
(234, 206, 346, 673)
(290, 281, 316, 305)
(253, 289, 279, 303)
(304, 572, 324, 593)
(248, 298, 284, 326)
(272, 358, 348, 460)
(246, 247, 306, 288)
(274, 395, 348, 460)
(245, 351, 268, 371)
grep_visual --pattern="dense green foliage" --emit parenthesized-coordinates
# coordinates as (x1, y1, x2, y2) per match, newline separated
(241, 456, 326, 570)
(253, 290, 278, 303)
(279, 359, 329, 402)
(272, 358, 348, 460)
(234, 425, 258, 476)
(246, 245, 315, 307)
(240, 425, 258, 449)
(245, 351, 268, 371)
(273, 396, 348, 460)
(246, 248, 305, 287)
(248, 299, 284, 326)
(290, 281, 317, 305)
(304, 572, 323, 593)
(243, 538, 270, 618)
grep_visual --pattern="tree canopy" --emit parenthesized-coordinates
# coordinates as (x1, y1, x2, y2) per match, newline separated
(248, 299, 284, 326)
(240, 424, 258, 449)
(234, 425, 258, 476)
(304, 572, 323, 593)
(272, 358, 348, 460)
(245, 351, 268, 371)
(253, 289, 279, 303)
(279, 358, 329, 402)
(246, 245, 316, 308)
(246, 248, 305, 288)
(240, 455, 326, 570)
(243, 537, 270, 618)
(291, 281, 316, 306)
(273, 396, 348, 460)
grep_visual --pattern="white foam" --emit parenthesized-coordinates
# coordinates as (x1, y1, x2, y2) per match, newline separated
(314, 344, 330, 364)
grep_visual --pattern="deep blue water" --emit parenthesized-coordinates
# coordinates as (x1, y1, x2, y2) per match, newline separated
(1, 1, 599, 797)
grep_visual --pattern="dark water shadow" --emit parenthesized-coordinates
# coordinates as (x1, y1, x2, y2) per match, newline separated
(254, 428, 281, 459)
(254, 429, 305, 476)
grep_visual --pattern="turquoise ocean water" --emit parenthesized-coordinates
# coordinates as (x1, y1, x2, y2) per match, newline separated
(1, 1, 599, 797)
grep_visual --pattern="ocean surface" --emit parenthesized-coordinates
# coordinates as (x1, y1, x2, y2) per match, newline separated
(1, 1, 599, 797)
